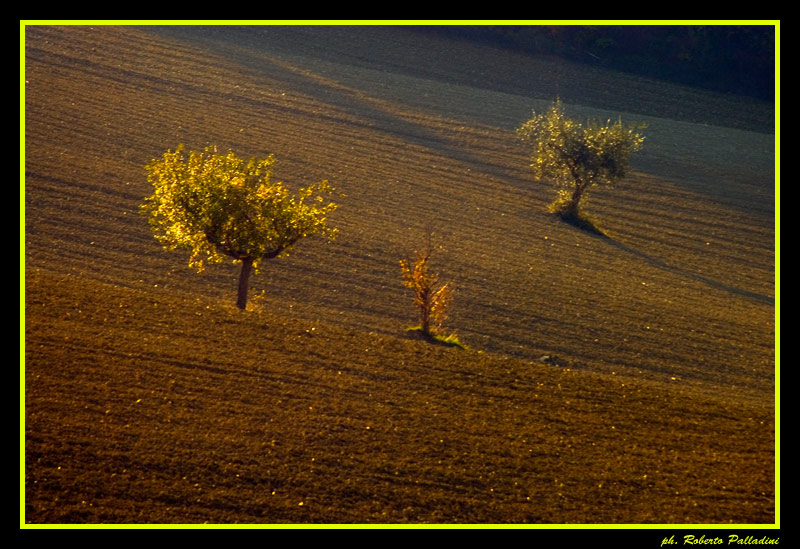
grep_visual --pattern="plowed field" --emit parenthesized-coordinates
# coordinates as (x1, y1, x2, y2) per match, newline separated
(22, 25, 777, 526)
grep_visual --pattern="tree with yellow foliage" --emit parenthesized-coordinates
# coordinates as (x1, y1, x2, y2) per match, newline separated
(517, 99, 645, 222)
(141, 145, 338, 310)
(400, 233, 453, 338)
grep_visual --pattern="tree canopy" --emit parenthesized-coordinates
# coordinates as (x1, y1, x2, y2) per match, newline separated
(141, 145, 338, 309)
(517, 99, 645, 221)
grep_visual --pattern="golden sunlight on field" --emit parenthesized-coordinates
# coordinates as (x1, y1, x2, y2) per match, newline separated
(23, 24, 776, 525)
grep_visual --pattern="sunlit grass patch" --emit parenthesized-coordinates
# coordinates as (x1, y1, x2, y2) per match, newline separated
(405, 326, 468, 350)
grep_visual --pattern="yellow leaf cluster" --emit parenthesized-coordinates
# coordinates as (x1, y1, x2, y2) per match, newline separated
(141, 145, 338, 273)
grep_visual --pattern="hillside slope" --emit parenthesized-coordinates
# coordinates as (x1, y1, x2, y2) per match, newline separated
(23, 25, 776, 524)
(25, 268, 774, 524)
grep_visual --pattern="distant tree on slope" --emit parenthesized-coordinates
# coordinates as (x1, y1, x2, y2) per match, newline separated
(400, 233, 453, 338)
(141, 145, 338, 310)
(517, 99, 645, 223)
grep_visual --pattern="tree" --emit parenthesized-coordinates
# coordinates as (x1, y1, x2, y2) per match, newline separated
(141, 145, 338, 310)
(399, 233, 453, 338)
(517, 99, 645, 221)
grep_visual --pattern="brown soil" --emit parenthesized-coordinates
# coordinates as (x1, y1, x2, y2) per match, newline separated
(23, 25, 776, 525)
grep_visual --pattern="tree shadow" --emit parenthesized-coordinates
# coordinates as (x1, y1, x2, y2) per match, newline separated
(558, 214, 775, 306)
(557, 211, 608, 237)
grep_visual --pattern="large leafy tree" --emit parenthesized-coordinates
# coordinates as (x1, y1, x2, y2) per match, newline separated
(517, 99, 645, 221)
(141, 145, 338, 310)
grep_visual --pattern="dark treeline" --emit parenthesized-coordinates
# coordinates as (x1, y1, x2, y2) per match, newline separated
(415, 25, 775, 102)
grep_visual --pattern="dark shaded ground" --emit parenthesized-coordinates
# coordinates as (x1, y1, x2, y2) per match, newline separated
(417, 25, 776, 103)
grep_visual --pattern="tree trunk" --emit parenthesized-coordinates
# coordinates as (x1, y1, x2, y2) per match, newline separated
(563, 180, 586, 218)
(569, 185, 583, 210)
(236, 257, 254, 310)
(420, 311, 431, 336)
(419, 287, 431, 335)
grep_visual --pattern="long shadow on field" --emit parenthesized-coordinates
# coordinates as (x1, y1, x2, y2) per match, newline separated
(562, 215, 775, 306)
(260, 60, 523, 187)
(143, 26, 528, 188)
